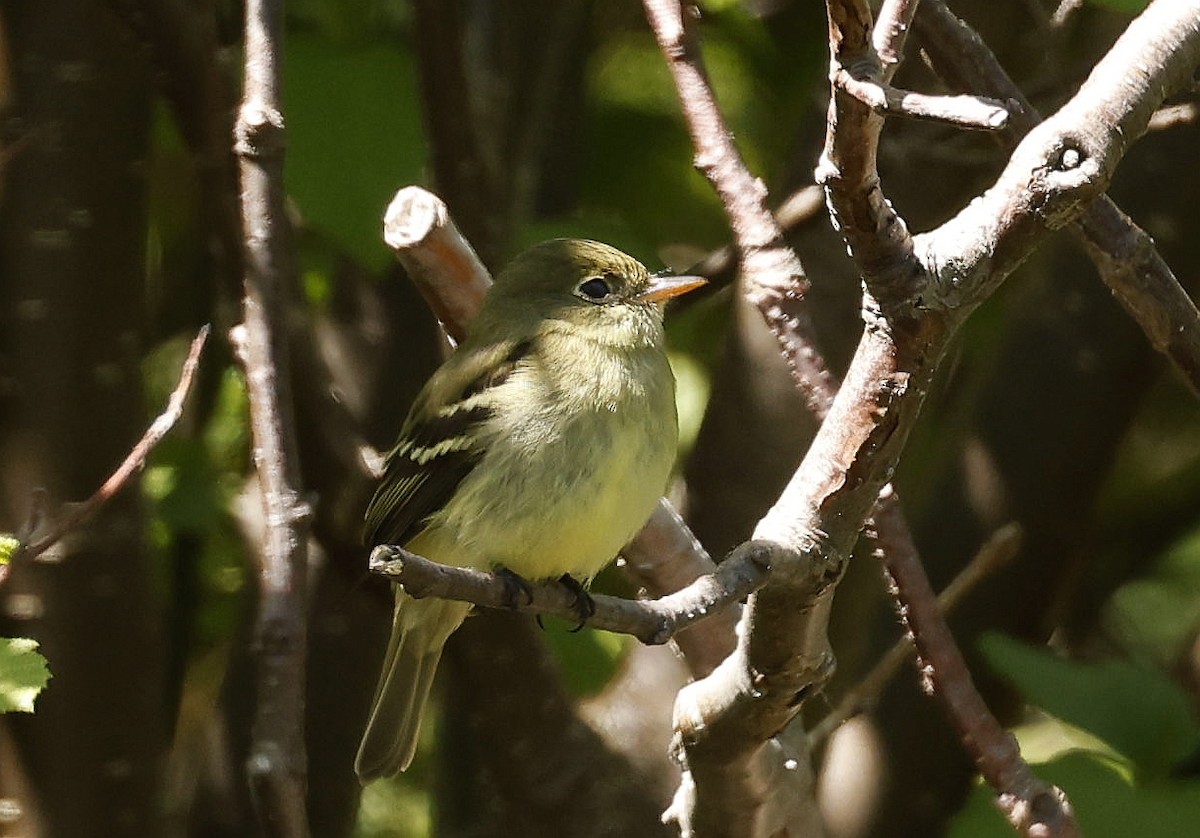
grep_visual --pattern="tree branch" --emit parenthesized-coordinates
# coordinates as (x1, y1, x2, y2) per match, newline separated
(814, 0, 1200, 834)
(912, 0, 1200, 384)
(4, 326, 210, 581)
(833, 70, 1010, 130)
(843, 1, 1199, 834)
(639, 3, 958, 835)
(647, 1, 1200, 836)
(819, 0, 920, 298)
(1148, 100, 1198, 131)
(369, 540, 773, 646)
(873, 492, 1078, 835)
(641, 0, 836, 416)
(915, 0, 1200, 395)
(234, 0, 311, 832)
(382, 186, 490, 345)
(873, 0, 921, 81)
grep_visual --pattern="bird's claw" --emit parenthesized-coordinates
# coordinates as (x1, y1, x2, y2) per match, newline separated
(496, 567, 535, 609)
(558, 573, 595, 632)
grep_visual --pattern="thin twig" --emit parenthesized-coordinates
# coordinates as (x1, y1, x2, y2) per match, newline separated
(834, 71, 1009, 130)
(0, 127, 39, 172)
(1147, 100, 1199, 131)
(873, 0, 922, 81)
(819, 0, 920, 297)
(369, 540, 774, 646)
(810, 522, 1022, 744)
(873, 491, 1078, 837)
(1050, 0, 1086, 30)
(675, 184, 828, 296)
(234, 0, 311, 832)
(642, 0, 837, 417)
(10, 326, 210, 572)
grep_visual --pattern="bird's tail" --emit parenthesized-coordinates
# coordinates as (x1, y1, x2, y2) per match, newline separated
(355, 592, 470, 781)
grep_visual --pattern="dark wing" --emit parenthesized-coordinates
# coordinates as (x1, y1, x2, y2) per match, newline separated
(363, 338, 532, 547)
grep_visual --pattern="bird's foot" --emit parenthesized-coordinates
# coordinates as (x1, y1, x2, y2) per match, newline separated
(558, 573, 596, 632)
(496, 567, 535, 609)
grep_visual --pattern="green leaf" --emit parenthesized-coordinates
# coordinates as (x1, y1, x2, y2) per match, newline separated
(1103, 525, 1200, 668)
(950, 751, 1200, 838)
(0, 534, 18, 566)
(979, 633, 1200, 776)
(0, 638, 51, 713)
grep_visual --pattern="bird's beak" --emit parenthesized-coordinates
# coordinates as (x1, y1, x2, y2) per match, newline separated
(637, 275, 707, 304)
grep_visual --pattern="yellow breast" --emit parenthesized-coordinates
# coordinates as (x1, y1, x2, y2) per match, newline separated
(427, 339, 677, 580)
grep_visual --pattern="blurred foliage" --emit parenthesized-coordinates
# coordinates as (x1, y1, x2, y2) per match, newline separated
(541, 620, 631, 698)
(978, 632, 1200, 777)
(1095, 372, 1200, 546)
(950, 749, 1200, 838)
(948, 615, 1200, 835)
(578, 5, 824, 257)
(1103, 524, 1200, 671)
(358, 772, 433, 838)
(0, 638, 51, 714)
(285, 35, 426, 270)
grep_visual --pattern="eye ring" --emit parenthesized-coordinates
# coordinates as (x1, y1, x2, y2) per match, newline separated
(578, 275, 614, 301)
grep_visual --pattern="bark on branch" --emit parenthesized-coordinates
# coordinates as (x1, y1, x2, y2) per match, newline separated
(234, 0, 311, 833)
(916, 0, 1200, 314)
(814, 1, 1200, 834)
(639, 3, 972, 835)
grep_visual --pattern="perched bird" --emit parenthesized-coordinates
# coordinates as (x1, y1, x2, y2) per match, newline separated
(356, 238, 705, 781)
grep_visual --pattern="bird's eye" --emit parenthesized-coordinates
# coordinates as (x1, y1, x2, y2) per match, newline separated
(578, 276, 613, 301)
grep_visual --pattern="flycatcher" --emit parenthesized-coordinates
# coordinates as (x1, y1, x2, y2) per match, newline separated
(356, 238, 704, 780)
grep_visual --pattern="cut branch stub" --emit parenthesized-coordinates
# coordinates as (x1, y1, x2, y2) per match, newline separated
(383, 186, 492, 343)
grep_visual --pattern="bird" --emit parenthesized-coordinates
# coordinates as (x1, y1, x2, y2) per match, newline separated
(355, 238, 705, 781)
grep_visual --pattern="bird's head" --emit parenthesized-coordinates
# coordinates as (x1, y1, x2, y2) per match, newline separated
(481, 239, 705, 349)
